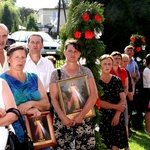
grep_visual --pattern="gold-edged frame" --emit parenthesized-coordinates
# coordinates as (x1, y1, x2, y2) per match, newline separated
(57, 75, 95, 119)
(24, 111, 56, 150)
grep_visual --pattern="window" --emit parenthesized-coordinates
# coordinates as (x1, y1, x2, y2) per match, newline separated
(50, 11, 57, 24)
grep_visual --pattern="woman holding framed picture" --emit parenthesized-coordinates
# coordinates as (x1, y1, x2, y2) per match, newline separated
(0, 43, 50, 150)
(49, 39, 98, 150)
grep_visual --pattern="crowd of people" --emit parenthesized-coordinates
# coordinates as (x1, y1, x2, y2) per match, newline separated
(0, 23, 149, 150)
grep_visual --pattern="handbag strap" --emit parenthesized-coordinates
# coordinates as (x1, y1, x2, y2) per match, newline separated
(57, 68, 61, 80)
(6, 108, 28, 135)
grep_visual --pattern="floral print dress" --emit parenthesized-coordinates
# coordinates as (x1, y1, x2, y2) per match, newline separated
(99, 75, 128, 149)
(50, 65, 96, 150)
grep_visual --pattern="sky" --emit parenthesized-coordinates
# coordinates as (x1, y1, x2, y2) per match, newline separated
(15, 0, 59, 10)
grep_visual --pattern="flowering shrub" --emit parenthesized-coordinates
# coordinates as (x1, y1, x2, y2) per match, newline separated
(60, 2, 105, 149)
(129, 33, 146, 62)
(73, 12, 103, 40)
(130, 34, 146, 52)
(67, 2, 104, 43)
(129, 33, 147, 77)
(62, 2, 105, 111)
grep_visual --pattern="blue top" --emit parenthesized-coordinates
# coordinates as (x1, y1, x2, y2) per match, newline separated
(0, 72, 42, 143)
(126, 59, 140, 77)
(0, 72, 41, 105)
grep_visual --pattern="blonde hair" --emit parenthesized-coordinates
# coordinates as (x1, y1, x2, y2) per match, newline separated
(121, 54, 129, 61)
(99, 54, 113, 67)
(100, 54, 113, 62)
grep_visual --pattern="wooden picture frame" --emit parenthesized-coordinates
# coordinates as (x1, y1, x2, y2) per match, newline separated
(57, 75, 95, 119)
(24, 111, 56, 150)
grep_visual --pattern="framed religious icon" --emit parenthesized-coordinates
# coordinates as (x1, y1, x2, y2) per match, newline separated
(57, 75, 95, 119)
(24, 111, 56, 150)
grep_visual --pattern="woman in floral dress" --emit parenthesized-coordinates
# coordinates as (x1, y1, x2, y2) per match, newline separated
(99, 54, 128, 150)
(50, 39, 98, 150)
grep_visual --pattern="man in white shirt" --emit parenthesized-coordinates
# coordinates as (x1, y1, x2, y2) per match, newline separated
(24, 34, 54, 150)
(0, 24, 9, 74)
(24, 34, 54, 93)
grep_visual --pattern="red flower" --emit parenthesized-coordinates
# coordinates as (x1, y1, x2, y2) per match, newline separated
(85, 30, 94, 39)
(136, 47, 141, 52)
(94, 14, 102, 22)
(95, 97, 101, 109)
(130, 36, 136, 42)
(82, 13, 90, 22)
(141, 37, 145, 43)
(74, 31, 81, 39)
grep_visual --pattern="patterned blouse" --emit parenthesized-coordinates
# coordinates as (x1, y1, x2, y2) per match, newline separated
(50, 65, 93, 83)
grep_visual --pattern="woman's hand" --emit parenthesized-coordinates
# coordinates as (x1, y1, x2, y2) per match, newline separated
(26, 108, 41, 117)
(61, 116, 73, 127)
(111, 113, 120, 126)
(18, 101, 33, 114)
(127, 92, 134, 101)
(131, 73, 136, 78)
(116, 102, 126, 112)
(72, 114, 84, 126)
(0, 108, 6, 117)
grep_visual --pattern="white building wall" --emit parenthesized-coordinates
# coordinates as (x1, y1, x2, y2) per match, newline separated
(37, 8, 68, 33)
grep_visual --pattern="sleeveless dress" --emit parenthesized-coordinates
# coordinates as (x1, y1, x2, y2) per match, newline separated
(0, 72, 42, 143)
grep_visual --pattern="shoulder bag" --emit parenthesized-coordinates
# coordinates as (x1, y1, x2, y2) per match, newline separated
(5, 108, 34, 150)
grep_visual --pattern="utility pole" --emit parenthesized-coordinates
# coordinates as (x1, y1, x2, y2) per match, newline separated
(57, 0, 67, 37)
(62, 0, 67, 22)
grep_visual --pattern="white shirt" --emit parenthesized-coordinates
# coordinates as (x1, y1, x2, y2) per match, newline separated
(0, 79, 8, 150)
(24, 54, 54, 92)
(0, 50, 9, 75)
(143, 67, 150, 88)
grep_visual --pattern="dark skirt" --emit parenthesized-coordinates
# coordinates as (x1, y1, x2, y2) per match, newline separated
(143, 88, 150, 112)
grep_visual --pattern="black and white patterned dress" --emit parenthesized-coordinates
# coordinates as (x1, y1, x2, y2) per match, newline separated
(99, 75, 128, 149)
(50, 65, 96, 150)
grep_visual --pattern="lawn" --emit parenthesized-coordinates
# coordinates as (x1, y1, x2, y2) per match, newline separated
(128, 129, 150, 150)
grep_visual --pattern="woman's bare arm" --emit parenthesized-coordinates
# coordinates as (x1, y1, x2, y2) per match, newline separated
(0, 80, 17, 126)
(73, 78, 98, 124)
(18, 78, 50, 114)
(50, 82, 73, 126)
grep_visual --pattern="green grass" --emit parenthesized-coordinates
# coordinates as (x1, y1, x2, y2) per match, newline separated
(128, 129, 150, 150)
